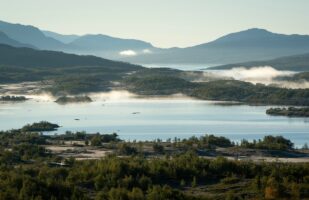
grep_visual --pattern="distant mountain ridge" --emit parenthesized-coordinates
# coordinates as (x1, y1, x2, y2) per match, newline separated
(196, 28, 309, 48)
(1, 20, 309, 65)
(64, 34, 156, 59)
(123, 28, 309, 64)
(68, 34, 153, 51)
(42, 30, 80, 43)
(0, 20, 156, 60)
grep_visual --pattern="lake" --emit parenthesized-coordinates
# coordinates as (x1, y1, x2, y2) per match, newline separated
(0, 92, 308, 147)
(142, 63, 218, 71)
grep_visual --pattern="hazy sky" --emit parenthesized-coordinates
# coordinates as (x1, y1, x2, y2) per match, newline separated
(1, 0, 309, 47)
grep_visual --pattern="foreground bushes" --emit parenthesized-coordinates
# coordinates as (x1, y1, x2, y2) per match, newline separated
(0, 153, 308, 199)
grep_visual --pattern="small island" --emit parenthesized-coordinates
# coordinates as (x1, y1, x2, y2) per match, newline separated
(266, 107, 309, 117)
(55, 96, 92, 104)
(21, 121, 60, 132)
(0, 95, 28, 102)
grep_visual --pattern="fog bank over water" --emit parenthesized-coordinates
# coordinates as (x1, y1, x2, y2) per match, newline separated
(214, 66, 294, 83)
(143, 64, 309, 89)
(207, 66, 309, 89)
(23, 91, 139, 103)
(89, 91, 137, 101)
(19, 91, 195, 103)
(89, 91, 196, 102)
(1, 66, 308, 102)
(24, 94, 56, 102)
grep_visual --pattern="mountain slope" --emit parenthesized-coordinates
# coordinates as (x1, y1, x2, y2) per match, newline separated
(0, 31, 35, 48)
(0, 44, 142, 70)
(123, 28, 309, 64)
(208, 53, 309, 71)
(0, 20, 65, 50)
(0, 44, 143, 94)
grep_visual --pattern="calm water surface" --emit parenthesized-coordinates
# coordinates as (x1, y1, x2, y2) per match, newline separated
(0, 95, 308, 147)
(142, 63, 218, 71)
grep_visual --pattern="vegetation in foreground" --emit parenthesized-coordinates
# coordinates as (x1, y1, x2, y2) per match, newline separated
(0, 122, 308, 200)
(266, 107, 309, 117)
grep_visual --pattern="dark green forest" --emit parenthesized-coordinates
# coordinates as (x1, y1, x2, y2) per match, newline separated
(1, 152, 308, 200)
(0, 122, 308, 200)
(125, 76, 309, 106)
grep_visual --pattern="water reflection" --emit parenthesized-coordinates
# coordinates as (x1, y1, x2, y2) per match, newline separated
(0, 94, 308, 147)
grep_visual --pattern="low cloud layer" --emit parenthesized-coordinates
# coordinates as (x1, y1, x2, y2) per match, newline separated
(119, 50, 137, 56)
(119, 49, 153, 57)
(142, 49, 152, 54)
(90, 90, 137, 101)
(207, 66, 309, 89)
(89, 90, 194, 102)
(214, 66, 295, 83)
(275, 81, 309, 89)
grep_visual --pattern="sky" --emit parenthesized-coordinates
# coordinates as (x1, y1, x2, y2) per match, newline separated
(0, 0, 309, 48)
